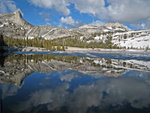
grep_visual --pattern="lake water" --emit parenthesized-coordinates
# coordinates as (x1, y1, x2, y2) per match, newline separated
(0, 51, 150, 113)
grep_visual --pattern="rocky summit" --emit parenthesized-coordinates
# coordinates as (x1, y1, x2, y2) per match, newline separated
(0, 10, 150, 49)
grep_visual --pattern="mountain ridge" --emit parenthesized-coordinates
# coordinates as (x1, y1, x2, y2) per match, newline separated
(0, 10, 128, 39)
(0, 10, 150, 50)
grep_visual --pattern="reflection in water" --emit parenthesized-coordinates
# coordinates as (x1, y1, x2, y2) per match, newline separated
(1, 70, 150, 113)
(0, 55, 5, 67)
(0, 53, 150, 113)
(0, 54, 150, 87)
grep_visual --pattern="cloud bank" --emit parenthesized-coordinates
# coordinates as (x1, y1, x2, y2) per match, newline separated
(0, 0, 17, 13)
(1, 0, 150, 29)
(60, 16, 84, 28)
(28, 0, 150, 29)
(29, 0, 70, 16)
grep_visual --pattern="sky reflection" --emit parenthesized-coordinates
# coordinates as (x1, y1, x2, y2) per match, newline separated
(1, 70, 150, 113)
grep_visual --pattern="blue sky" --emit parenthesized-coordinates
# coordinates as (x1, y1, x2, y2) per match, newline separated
(1, 0, 150, 30)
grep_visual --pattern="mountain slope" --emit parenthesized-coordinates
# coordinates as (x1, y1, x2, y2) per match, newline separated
(112, 30, 150, 49)
(0, 10, 150, 50)
(0, 9, 32, 38)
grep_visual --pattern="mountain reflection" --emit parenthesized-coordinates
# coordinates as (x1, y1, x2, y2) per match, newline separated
(0, 54, 150, 86)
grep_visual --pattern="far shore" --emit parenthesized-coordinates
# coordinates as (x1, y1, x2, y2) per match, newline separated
(66, 47, 150, 52)
(20, 46, 150, 52)
(2, 46, 150, 53)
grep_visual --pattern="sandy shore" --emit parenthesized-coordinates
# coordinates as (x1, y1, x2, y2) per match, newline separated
(65, 47, 150, 52)
(66, 47, 121, 51)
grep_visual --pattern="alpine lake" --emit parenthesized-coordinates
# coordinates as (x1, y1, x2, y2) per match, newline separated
(0, 51, 150, 113)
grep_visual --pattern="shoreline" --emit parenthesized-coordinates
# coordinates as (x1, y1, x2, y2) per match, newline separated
(66, 47, 150, 52)
(2, 46, 150, 53)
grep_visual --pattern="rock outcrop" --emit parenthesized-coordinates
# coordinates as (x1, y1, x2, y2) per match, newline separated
(104, 22, 129, 31)
(0, 9, 32, 38)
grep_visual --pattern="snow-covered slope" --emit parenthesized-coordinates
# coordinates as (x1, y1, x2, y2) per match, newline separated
(112, 30, 150, 49)
(87, 26, 150, 50)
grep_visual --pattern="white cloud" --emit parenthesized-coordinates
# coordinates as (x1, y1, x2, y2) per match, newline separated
(68, 0, 150, 23)
(60, 16, 84, 28)
(91, 20, 105, 26)
(105, 0, 150, 23)
(28, 0, 150, 29)
(68, 0, 150, 29)
(0, 0, 17, 13)
(39, 12, 54, 25)
(69, 0, 105, 16)
(29, 0, 70, 16)
(60, 16, 77, 26)
(131, 18, 150, 30)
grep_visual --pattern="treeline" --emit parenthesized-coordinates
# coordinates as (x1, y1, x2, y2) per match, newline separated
(2, 35, 65, 51)
(52, 36, 119, 49)
(1, 33, 119, 50)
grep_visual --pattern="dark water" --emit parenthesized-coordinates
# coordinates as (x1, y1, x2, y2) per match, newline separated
(0, 51, 150, 113)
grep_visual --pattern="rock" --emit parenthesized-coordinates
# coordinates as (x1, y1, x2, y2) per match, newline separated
(104, 22, 128, 30)
(0, 10, 32, 38)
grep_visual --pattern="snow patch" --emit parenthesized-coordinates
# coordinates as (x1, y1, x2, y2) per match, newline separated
(103, 29, 110, 32)
(107, 27, 112, 30)
(80, 36, 84, 40)
(28, 36, 34, 39)
(94, 36, 100, 40)
(0, 70, 5, 74)
(113, 34, 150, 49)
(0, 24, 4, 27)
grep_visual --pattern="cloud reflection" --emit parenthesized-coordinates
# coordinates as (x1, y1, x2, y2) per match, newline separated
(1, 70, 150, 113)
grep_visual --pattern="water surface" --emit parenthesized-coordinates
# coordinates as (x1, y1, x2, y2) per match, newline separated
(0, 51, 150, 113)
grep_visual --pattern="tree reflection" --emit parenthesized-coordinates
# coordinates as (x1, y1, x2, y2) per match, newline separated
(0, 34, 7, 67)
